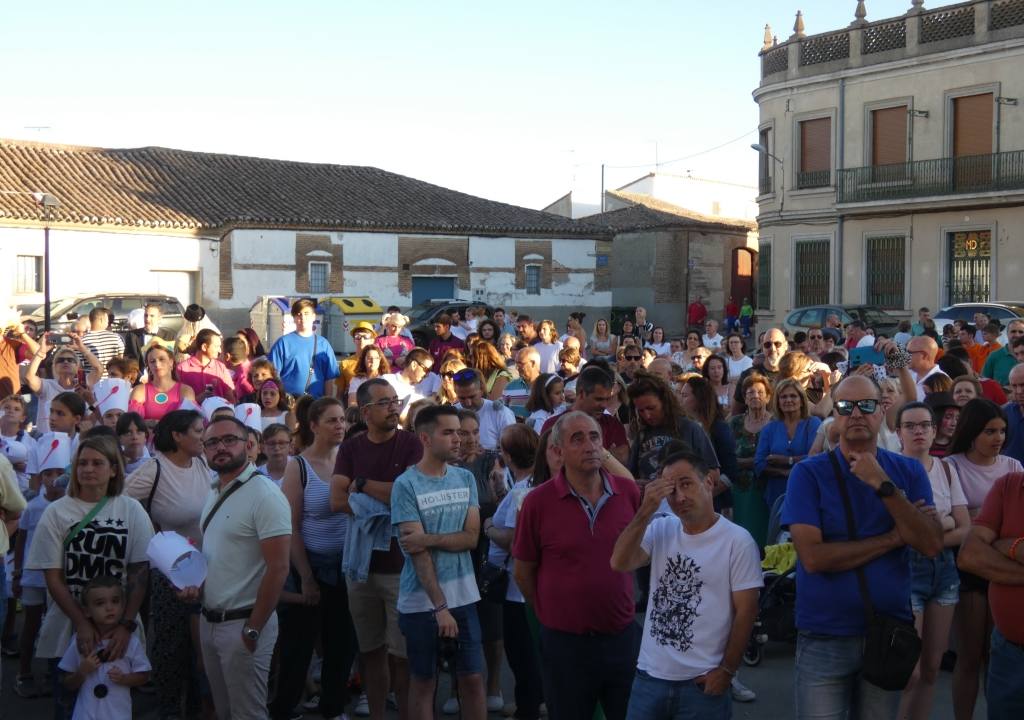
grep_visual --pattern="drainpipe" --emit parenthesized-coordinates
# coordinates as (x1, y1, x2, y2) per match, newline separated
(836, 78, 845, 304)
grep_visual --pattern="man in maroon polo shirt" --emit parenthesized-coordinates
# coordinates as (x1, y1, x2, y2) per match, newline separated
(427, 314, 465, 371)
(957, 471, 1024, 716)
(513, 410, 641, 720)
(541, 366, 630, 464)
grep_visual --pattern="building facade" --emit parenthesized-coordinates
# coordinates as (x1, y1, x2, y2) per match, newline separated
(753, 0, 1024, 326)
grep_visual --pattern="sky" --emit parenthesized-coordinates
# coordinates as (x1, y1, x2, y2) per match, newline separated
(0, 0, 915, 210)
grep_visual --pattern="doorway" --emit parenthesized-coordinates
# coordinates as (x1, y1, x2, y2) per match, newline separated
(731, 248, 755, 307)
(947, 230, 991, 304)
(411, 276, 456, 306)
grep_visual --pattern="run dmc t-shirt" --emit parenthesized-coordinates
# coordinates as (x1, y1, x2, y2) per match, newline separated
(638, 514, 762, 682)
(391, 464, 480, 613)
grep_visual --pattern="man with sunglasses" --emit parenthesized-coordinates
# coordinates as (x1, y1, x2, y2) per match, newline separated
(331, 378, 423, 720)
(190, 417, 291, 720)
(619, 348, 644, 383)
(383, 347, 434, 406)
(782, 375, 943, 719)
(731, 327, 787, 415)
(453, 369, 515, 451)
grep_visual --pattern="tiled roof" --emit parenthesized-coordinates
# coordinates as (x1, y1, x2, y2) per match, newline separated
(0, 139, 604, 237)
(587, 190, 756, 232)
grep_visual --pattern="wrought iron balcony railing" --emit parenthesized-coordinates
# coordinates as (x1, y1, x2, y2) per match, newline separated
(796, 169, 832, 190)
(838, 149, 1024, 203)
(759, 176, 774, 195)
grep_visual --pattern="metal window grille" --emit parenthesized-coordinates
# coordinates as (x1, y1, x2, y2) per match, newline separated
(799, 31, 850, 66)
(309, 261, 329, 293)
(761, 47, 788, 78)
(525, 265, 541, 295)
(948, 230, 992, 304)
(757, 244, 772, 309)
(865, 236, 906, 309)
(794, 240, 831, 307)
(920, 5, 975, 44)
(862, 19, 907, 54)
(15, 255, 42, 294)
(991, 0, 1024, 30)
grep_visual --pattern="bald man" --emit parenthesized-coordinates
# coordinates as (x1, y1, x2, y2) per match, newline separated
(732, 327, 788, 415)
(906, 335, 945, 401)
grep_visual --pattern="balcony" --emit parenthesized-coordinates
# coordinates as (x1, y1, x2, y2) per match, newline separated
(837, 150, 1024, 204)
(796, 170, 831, 190)
(759, 176, 774, 195)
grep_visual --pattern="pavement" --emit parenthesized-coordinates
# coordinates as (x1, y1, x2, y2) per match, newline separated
(2, 632, 981, 719)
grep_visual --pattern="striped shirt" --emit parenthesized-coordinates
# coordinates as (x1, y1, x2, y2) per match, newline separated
(82, 331, 125, 376)
(297, 456, 348, 556)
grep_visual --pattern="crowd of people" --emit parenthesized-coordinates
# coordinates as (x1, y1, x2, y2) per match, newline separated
(0, 297, 1021, 720)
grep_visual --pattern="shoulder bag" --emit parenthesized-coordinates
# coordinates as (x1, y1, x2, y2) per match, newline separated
(304, 334, 319, 394)
(145, 459, 163, 531)
(829, 451, 921, 691)
(478, 553, 510, 604)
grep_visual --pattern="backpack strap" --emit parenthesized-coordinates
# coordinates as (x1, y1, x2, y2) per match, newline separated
(298, 455, 309, 489)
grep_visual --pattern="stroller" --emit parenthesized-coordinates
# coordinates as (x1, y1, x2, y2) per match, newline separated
(744, 493, 798, 666)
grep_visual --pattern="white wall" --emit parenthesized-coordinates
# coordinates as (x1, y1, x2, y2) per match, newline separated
(1, 225, 209, 309)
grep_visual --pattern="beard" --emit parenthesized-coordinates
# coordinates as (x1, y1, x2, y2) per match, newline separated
(209, 450, 248, 474)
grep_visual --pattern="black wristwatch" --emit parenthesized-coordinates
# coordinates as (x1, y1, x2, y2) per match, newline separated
(118, 618, 138, 632)
(354, 477, 368, 494)
(876, 480, 897, 498)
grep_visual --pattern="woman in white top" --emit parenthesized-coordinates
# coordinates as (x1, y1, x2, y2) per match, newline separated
(25, 333, 103, 434)
(896, 402, 971, 720)
(944, 398, 1023, 720)
(723, 333, 753, 379)
(534, 320, 563, 374)
(525, 374, 566, 434)
(645, 326, 672, 357)
(124, 408, 214, 719)
(588, 318, 618, 361)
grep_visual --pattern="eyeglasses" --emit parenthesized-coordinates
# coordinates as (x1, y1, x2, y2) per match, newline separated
(202, 435, 246, 450)
(808, 334, 823, 340)
(362, 397, 402, 410)
(834, 399, 879, 416)
(763, 341, 784, 349)
(899, 421, 934, 432)
(54, 356, 77, 364)
(624, 355, 642, 361)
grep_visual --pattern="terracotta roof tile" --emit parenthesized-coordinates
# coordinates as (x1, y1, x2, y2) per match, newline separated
(0, 139, 605, 237)
(593, 190, 757, 231)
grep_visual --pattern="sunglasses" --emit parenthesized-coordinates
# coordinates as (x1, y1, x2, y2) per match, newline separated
(808, 334, 823, 340)
(834, 399, 879, 416)
(54, 356, 77, 364)
(624, 355, 642, 361)
(452, 369, 477, 382)
(763, 341, 784, 349)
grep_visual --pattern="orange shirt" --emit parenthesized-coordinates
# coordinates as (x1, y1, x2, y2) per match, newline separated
(967, 342, 998, 373)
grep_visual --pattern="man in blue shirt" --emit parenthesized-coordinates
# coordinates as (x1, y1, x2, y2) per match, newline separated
(782, 375, 943, 720)
(392, 405, 486, 720)
(1002, 364, 1024, 464)
(267, 298, 340, 398)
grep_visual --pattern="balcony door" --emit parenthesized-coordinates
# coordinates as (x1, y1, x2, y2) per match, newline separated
(953, 93, 994, 191)
(871, 106, 908, 183)
(947, 230, 991, 305)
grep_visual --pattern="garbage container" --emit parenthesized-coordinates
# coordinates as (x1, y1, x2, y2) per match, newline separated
(318, 296, 382, 355)
(249, 296, 324, 349)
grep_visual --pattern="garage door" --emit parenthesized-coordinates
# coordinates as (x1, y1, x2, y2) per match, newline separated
(150, 271, 196, 306)
(411, 277, 456, 306)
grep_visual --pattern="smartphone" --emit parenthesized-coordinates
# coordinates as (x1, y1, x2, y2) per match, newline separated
(849, 347, 885, 368)
(52, 334, 74, 346)
(204, 383, 214, 394)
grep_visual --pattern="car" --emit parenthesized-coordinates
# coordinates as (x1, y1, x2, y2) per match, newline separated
(783, 305, 901, 337)
(932, 302, 1024, 344)
(407, 299, 495, 348)
(26, 293, 186, 336)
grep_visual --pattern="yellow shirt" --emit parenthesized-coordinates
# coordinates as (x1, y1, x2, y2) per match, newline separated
(0, 454, 28, 554)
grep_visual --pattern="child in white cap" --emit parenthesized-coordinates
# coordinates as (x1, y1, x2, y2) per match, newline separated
(93, 378, 131, 430)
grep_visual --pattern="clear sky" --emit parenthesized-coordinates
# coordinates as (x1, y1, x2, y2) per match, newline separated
(0, 0, 914, 210)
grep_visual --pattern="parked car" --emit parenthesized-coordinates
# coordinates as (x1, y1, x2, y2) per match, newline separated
(932, 302, 1024, 344)
(26, 293, 186, 336)
(407, 299, 494, 348)
(783, 305, 901, 337)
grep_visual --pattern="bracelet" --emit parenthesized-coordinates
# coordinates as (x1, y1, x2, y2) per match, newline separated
(1009, 536, 1024, 562)
(432, 603, 448, 614)
(718, 664, 737, 677)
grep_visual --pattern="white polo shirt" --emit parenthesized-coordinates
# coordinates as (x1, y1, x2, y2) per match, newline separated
(456, 399, 516, 451)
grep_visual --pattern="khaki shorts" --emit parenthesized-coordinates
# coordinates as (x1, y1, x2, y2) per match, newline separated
(347, 572, 406, 658)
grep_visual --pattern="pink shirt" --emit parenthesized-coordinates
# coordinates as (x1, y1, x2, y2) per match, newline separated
(176, 355, 236, 401)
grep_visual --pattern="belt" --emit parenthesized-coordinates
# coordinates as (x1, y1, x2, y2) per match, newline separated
(201, 607, 253, 623)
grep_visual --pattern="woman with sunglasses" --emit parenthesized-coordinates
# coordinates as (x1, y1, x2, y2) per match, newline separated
(434, 357, 468, 406)
(944, 399, 1022, 720)
(895, 402, 970, 720)
(26, 332, 103, 434)
(754, 378, 821, 513)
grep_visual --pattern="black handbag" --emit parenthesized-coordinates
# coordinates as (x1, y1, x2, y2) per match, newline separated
(829, 452, 921, 692)
(477, 556, 510, 603)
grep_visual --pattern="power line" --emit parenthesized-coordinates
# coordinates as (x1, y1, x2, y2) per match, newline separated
(603, 127, 759, 170)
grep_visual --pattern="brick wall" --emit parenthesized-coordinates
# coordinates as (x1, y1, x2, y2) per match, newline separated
(295, 233, 344, 293)
(653, 232, 685, 304)
(514, 240, 553, 290)
(219, 235, 233, 300)
(397, 237, 469, 295)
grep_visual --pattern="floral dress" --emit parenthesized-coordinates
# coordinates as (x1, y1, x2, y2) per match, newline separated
(729, 414, 769, 548)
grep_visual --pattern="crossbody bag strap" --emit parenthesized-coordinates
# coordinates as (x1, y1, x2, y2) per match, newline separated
(304, 335, 318, 393)
(64, 495, 111, 550)
(298, 455, 309, 489)
(202, 478, 247, 534)
(939, 458, 953, 489)
(828, 450, 876, 621)
(146, 459, 163, 514)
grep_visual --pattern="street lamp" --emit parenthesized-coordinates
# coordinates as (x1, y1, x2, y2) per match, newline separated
(1, 190, 60, 329)
(751, 143, 785, 216)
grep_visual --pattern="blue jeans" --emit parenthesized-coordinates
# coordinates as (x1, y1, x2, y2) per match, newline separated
(626, 669, 731, 720)
(794, 632, 901, 720)
(987, 628, 1024, 720)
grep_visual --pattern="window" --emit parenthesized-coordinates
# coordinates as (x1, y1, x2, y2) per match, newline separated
(953, 93, 994, 157)
(15, 255, 42, 294)
(758, 127, 773, 195)
(871, 106, 908, 167)
(596, 253, 609, 268)
(525, 265, 541, 295)
(865, 235, 906, 309)
(794, 239, 831, 306)
(798, 117, 832, 189)
(309, 261, 329, 293)
(756, 243, 771, 309)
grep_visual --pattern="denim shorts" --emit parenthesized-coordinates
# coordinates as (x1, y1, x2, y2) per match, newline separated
(399, 604, 484, 680)
(910, 548, 959, 613)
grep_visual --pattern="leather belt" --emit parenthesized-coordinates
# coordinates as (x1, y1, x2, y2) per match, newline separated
(201, 607, 253, 623)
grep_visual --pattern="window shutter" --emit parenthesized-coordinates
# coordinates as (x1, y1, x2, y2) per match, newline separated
(953, 94, 993, 157)
(871, 106, 907, 166)
(800, 118, 832, 173)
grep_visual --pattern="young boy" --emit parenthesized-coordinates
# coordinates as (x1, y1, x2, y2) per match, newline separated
(59, 576, 151, 719)
(223, 337, 254, 397)
(13, 460, 68, 697)
(0, 394, 36, 460)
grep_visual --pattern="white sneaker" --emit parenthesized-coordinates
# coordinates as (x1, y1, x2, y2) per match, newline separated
(353, 693, 369, 717)
(386, 691, 398, 710)
(486, 694, 505, 712)
(731, 676, 756, 703)
(442, 697, 460, 715)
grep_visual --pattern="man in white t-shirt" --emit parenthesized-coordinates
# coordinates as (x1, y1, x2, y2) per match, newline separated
(611, 450, 762, 718)
(383, 347, 434, 406)
(702, 320, 725, 351)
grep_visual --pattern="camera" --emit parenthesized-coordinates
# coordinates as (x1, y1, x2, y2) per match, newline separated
(437, 636, 459, 673)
